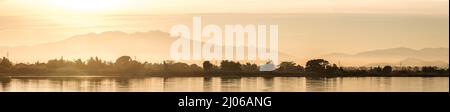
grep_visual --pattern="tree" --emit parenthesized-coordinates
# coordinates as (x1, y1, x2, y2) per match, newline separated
(422, 66, 438, 73)
(189, 64, 203, 72)
(162, 60, 173, 72)
(169, 62, 190, 72)
(242, 63, 258, 72)
(277, 61, 304, 72)
(116, 56, 132, 66)
(115, 56, 143, 75)
(305, 59, 330, 74)
(325, 64, 340, 74)
(86, 57, 108, 73)
(203, 61, 214, 72)
(0, 57, 13, 72)
(74, 59, 85, 69)
(220, 60, 242, 71)
(47, 58, 70, 69)
(370, 66, 383, 73)
(382, 66, 393, 73)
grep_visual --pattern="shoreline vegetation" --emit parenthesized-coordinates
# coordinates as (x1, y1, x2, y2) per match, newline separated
(0, 56, 448, 78)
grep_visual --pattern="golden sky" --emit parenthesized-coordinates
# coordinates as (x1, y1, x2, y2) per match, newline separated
(0, 0, 448, 64)
(0, 0, 448, 15)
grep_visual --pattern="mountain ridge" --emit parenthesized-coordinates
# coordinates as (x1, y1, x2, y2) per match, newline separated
(322, 47, 449, 66)
(1, 31, 448, 67)
(0, 30, 175, 62)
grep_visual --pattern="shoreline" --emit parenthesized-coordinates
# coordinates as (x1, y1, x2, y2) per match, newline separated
(1, 73, 448, 79)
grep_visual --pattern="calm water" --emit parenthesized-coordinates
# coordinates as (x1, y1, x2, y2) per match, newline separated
(0, 77, 447, 92)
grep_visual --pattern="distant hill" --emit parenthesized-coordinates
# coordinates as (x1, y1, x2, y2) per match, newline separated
(356, 47, 448, 59)
(323, 47, 449, 66)
(0, 30, 294, 64)
(368, 58, 448, 67)
(1, 31, 448, 67)
(0, 31, 175, 62)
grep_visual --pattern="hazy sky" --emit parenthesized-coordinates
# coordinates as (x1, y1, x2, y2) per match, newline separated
(0, 0, 448, 61)
(0, 0, 448, 15)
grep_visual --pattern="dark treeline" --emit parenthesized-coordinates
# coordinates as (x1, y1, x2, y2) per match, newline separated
(0, 56, 448, 77)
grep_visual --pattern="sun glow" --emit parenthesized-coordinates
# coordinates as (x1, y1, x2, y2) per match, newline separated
(48, 0, 123, 11)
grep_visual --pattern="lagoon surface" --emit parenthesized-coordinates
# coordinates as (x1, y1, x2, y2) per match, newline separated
(0, 76, 448, 92)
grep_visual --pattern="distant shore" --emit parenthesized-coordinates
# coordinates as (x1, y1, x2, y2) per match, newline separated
(1, 57, 448, 79)
(1, 72, 448, 79)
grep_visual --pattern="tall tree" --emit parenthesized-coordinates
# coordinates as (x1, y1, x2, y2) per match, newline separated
(382, 66, 393, 73)
(0, 57, 13, 72)
(305, 59, 330, 74)
(203, 61, 214, 72)
(115, 56, 143, 75)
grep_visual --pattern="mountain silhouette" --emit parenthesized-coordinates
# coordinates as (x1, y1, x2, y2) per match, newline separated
(323, 47, 449, 66)
(0, 31, 175, 62)
(1, 31, 447, 66)
(368, 58, 448, 67)
(0, 30, 294, 64)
